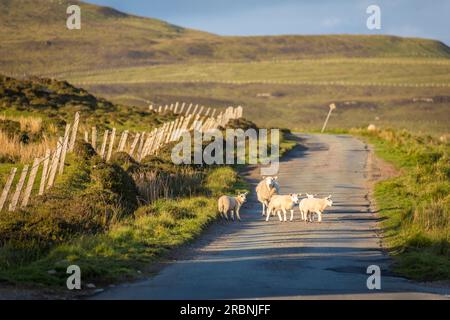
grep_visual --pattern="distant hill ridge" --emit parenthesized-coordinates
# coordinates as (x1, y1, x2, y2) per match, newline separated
(1, 0, 449, 76)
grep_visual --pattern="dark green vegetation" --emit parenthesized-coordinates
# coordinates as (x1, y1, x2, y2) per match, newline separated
(0, 75, 174, 132)
(356, 128, 449, 280)
(0, 137, 251, 287)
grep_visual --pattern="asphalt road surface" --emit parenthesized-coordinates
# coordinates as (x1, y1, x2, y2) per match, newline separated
(92, 134, 448, 300)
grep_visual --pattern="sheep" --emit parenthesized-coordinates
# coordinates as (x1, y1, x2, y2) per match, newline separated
(255, 176, 280, 216)
(299, 195, 333, 223)
(218, 193, 248, 221)
(266, 194, 301, 222)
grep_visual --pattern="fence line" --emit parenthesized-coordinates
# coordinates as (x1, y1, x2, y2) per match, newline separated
(0, 105, 243, 212)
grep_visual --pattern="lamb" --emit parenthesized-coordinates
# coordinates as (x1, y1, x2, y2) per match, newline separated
(255, 176, 280, 216)
(299, 193, 316, 220)
(266, 194, 301, 222)
(218, 193, 248, 221)
(299, 195, 333, 223)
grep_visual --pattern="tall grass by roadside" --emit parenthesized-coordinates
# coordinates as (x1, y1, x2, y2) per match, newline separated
(0, 131, 56, 163)
(354, 128, 450, 281)
(133, 169, 204, 204)
(0, 114, 44, 133)
(0, 164, 240, 287)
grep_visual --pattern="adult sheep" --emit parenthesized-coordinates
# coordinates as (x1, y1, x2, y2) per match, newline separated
(255, 176, 280, 216)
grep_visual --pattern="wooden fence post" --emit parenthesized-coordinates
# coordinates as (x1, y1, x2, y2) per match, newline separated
(47, 138, 63, 189)
(129, 133, 140, 156)
(58, 124, 71, 175)
(118, 130, 129, 152)
(179, 102, 186, 115)
(137, 132, 146, 160)
(106, 128, 116, 161)
(197, 106, 204, 117)
(21, 158, 40, 208)
(91, 126, 97, 150)
(185, 103, 193, 116)
(100, 129, 109, 159)
(146, 130, 157, 156)
(9, 165, 29, 211)
(192, 104, 199, 116)
(0, 168, 17, 211)
(68, 112, 80, 152)
(39, 149, 50, 195)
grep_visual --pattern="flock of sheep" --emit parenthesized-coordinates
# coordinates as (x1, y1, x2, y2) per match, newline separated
(218, 176, 333, 223)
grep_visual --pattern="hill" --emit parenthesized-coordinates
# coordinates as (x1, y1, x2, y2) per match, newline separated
(1, 0, 450, 76)
(0, 74, 172, 132)
(1, 0, 449, 137)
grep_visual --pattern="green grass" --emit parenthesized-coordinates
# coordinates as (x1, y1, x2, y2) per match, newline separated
(67, 58, 450, 86)
(0, 165, 243, 288)
(68, 58, 450, 140)
(355, 128, 450, 281)
(86, 79, 450, 138)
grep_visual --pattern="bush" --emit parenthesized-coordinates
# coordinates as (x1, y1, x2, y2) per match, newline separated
(110, 151, 139, 173)
(91, 161, 139, 213)
(74, 141, 97, 160)
(0, 119, 21, 138)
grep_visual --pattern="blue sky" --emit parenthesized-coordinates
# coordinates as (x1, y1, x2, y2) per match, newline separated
(86, 0, 450, 45)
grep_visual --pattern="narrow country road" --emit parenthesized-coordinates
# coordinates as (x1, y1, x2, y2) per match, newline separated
(92, 134, 448, 300)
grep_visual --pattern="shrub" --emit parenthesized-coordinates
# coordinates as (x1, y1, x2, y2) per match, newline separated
(90, 161, 139, 213)
(74, 141, 97, 160)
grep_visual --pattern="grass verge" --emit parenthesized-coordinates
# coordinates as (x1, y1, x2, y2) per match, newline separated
(0, 165, 243, 289)
(354, 128, 449, 281)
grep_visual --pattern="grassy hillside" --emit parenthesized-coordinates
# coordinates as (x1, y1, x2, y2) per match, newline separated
(68, 59, 450, 85)
(0, 74, 173, 132)
(1, 0, 450, 76)
(1, 0, 449, 137)
(83, 79, 450, 137)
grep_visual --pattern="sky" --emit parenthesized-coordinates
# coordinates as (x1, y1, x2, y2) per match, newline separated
(86, 0, 450, 45)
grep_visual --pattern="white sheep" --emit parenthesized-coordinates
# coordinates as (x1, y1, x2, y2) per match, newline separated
(266, 193, 301, 222)
(299, 195, 333, 223)
(218, 193, 248, 221)
(255, 176, 280, 216)
(299, 193, 316, 220)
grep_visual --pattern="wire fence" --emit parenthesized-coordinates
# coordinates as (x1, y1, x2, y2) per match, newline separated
(0, 104, 243, 212)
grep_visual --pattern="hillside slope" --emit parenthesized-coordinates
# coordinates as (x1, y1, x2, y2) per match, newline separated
(0, 74, 171, 132)
(1, 0, 450, 76)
